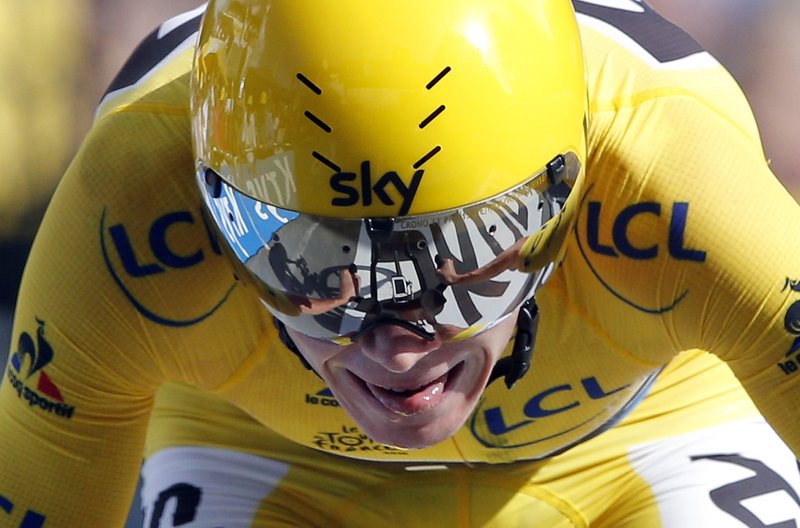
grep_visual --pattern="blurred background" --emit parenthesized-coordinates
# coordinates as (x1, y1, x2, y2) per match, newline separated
(0, 0, 201, 357)
(0, 1, 797, 526)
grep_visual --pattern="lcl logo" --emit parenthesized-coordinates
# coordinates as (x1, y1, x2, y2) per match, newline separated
(575, 196, 708, 314)
(585, 201, 706, 262)
(0, 495, 45, 528)
(100, 208, 236, 327)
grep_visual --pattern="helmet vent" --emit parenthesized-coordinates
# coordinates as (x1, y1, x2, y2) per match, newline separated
(296, 72, 322, 95)
(312, 151, 341, 173)
(425, 66, 451, 90)
(413, 146, 441, 169)
(419, 105, 445, 129)
(297, 73, 332, 133)
(299, 68, 449, 172)
(304, 110, 332, 133)
(414, 67, 451, 167)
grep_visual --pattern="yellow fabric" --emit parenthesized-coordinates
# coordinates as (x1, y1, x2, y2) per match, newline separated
(141, 413, 788, 527)
(2, 6, 799, 526)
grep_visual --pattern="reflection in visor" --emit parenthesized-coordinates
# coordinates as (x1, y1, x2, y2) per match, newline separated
(199, 153, 578, 342)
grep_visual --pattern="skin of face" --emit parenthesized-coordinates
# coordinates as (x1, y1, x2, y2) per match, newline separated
(287, 313, 518, 449)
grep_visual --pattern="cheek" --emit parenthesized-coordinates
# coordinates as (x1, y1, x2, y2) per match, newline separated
(286, 329, 346, 366)
(474, 313, 518, 356)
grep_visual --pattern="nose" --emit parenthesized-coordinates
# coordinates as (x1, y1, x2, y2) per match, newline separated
(358, 322, 442, 373)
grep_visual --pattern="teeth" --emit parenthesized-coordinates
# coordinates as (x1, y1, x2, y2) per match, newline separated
(388, 387, 417, 394)
(384, 383, 426, 394)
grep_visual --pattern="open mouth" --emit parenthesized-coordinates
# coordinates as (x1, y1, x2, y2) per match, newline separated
(354, 363, 465, 416)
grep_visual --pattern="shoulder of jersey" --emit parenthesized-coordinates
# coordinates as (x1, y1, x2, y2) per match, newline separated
(94, 4, 207, 122)
(574, 0, 729, 103)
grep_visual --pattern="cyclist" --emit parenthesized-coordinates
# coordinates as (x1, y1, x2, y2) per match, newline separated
(2, 1, 800, 526)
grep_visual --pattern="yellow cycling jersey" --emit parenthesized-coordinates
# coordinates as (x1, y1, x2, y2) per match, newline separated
(2, 2, 800, 526)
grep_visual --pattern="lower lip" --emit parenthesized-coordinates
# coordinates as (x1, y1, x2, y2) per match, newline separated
(360, 364, 464, 417)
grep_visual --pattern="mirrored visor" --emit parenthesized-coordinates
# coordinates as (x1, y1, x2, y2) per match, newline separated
(198, 152, 579, 343)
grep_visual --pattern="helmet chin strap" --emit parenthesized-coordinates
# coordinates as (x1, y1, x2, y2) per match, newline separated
(487, 298, 538, 389)
(273, 317, 317, 374)
(274, 297, 539, 390)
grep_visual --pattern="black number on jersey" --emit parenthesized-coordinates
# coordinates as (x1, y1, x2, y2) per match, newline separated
(691, 453, 800, 526)
(148, 483, 202, 528)
(573, 0, 705, 63)
(102, 8, 205, 98)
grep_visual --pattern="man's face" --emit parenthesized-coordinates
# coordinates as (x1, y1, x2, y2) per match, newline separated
(287, 313, 517, 449)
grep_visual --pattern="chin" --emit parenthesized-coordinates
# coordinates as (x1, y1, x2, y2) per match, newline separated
(351, 392, 480, 450)
(363, 418, 466, 450)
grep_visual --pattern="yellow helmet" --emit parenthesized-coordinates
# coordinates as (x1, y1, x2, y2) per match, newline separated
(193, 0, 585, 217)
(192, 0, 586, 368)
